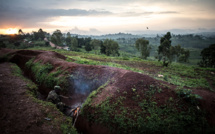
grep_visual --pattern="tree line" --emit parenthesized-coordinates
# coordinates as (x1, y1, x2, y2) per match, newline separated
(51, 29, 120, 56)
(135, 32, 190, 66)
(1, 29, 214, 68)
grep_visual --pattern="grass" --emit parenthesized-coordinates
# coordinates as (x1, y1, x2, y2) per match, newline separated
(157, 63, 214, 90)
(67, 55, 145, 73)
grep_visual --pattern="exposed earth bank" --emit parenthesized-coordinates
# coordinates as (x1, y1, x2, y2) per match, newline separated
(0, 62, 66, 134)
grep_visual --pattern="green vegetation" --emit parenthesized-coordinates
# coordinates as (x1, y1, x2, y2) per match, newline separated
(135, 38, 151, 59)
(51, 29, 63, 46)
(158, 32, 190, 66)
(159, 63, 212, 89)
(32, 28, 47, 41)
(101, 39, 120, 56)
(25, 59, 69, 90)
(198, 44, 215, 68)
(176, 88, 202, 105)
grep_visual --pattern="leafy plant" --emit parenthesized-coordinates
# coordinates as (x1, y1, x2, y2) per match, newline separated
(176, 88, 202, 105)
(164, 75, 168, 81)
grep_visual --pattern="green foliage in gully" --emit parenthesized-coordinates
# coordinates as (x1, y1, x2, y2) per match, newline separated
(25, 58, 69, 90)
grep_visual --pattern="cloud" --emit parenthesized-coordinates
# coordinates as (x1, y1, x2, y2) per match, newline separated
(0, 0, 214, 34)
(119, 11, 154, 17)
(119, 11, 179, 17)
(0, 6, 112, 28)
(67, 27, 101, 35)
(158, 11, 179, 14)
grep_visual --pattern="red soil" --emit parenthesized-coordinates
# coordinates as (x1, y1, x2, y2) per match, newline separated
(0, 62, 62, 134)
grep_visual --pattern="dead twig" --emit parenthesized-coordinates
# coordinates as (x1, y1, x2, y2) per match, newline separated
(73, 107, 80, 127)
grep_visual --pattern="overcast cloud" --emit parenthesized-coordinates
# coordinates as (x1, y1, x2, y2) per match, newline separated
(0, 0, 215, 34)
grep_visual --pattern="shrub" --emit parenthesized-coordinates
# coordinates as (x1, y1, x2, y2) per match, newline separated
(176, 88, 202, 105)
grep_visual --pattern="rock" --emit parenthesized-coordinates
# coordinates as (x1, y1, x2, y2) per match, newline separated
(44, 117, 51, 121)
(158, 74, 164, 78)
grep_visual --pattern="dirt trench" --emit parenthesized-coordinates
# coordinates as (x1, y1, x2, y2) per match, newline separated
(0, 62, 65, 134)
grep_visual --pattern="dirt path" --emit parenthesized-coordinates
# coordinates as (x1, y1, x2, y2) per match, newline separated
(0, 62, 62, 134)
(44, 38, 63, 49)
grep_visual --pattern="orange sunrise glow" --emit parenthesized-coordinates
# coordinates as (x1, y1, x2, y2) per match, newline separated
(6, 28, 18, 35)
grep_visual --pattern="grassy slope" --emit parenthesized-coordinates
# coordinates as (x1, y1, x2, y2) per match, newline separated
(30, 47, 214, 91)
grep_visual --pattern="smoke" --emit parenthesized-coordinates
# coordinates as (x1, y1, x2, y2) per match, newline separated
(73, 77, 95, 95)
(69, 66, 116, 94)
(68, 67, 108, 95)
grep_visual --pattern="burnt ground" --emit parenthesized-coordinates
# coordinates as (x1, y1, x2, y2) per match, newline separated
(1, 48, 215, 133)
(0, 62, 64, 134)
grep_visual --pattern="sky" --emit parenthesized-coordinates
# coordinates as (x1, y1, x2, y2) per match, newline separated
(0, 0, 215, 35)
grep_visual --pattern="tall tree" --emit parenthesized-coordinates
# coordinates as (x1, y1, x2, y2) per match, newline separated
(77, 38, 84, 48)
(101, 39, 120, 56)
(51, 29, 63, 46)
(18, 29, 24, 35)
(85, 42, 92, 52)
(90, 39, 102, 54)
(198, 44, 215, 68)
(70, 37, 78, 51)
(178, 49, 190, 63)
(158, 32, 172, 66)
(135, 38, 151, 59)
(37, 28, 45, 40)
(66, 32, 72, 45)
(32, 28, 47, 41)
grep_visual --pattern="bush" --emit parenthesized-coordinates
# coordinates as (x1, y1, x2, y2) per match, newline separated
(198, 44, 215, 68)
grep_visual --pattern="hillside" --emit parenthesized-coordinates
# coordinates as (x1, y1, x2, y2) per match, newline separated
(0, 48, 215, 133)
